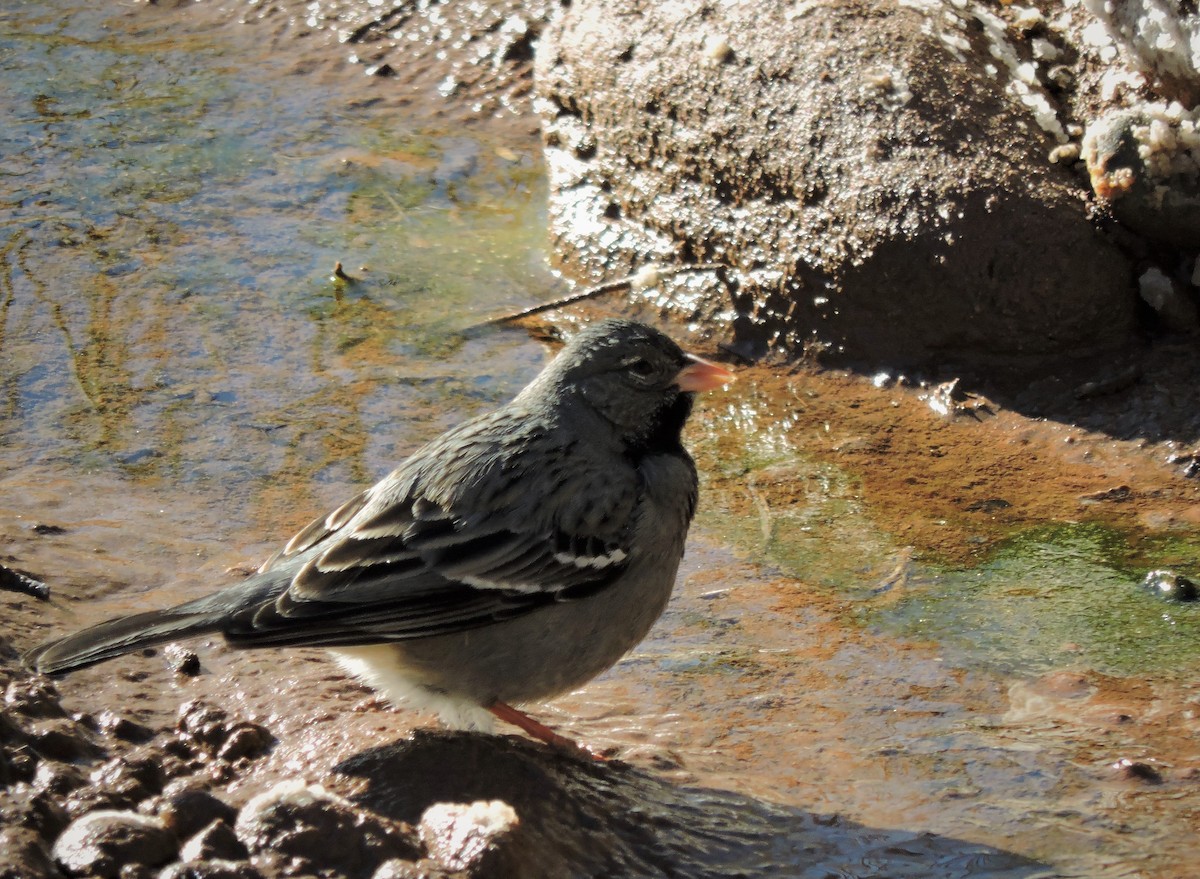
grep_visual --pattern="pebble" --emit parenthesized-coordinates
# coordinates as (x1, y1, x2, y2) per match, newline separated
(5, 678, 67, 719)
(52, 810, 177, 878)
(26, 718, 104, 762)
(1140, 569, 1199, 602)
(95, 711, 155, 743)
(90, 752, 166, 804)
(158, 860, 263, 879)
(418, 800, 520, 874)
(215, 723, 273, 762)
(235, 780, 420, 876)
(180, 819, 247, 863)
(0, 826, 59, 879)
(154, 785, 238, 842)
(164, 645, 202, 677)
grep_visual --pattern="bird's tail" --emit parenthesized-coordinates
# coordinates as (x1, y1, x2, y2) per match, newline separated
(24, 573, 285, 675)
(24, 608, 228, 675)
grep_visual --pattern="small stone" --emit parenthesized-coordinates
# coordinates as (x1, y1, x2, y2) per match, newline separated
(1140, 570, 1199, 602)
(6, 678, 67, 719)
(1112, 758, 1164, 784)
(177, 702, 230, 751)
(180, 820, 247, 862)
(33, 760, 88, 796)
(158, 860, 263, 879)
(418, 800, 520, 875)
(90, 752, 166, 804)
(0, 826, 59, 879)
(164, 645, 201, 677)
(215, 724, 273, 762)
(52, 810, 177, 878)
(155, 786, 238, 842)
(95, 711, 155, 743)
(26, 718, 104, 762)
(235, 780, 419, 876)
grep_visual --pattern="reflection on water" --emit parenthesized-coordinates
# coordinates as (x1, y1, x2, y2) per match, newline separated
(0, 0, 554, 535)
(2, 2, 1198, 878)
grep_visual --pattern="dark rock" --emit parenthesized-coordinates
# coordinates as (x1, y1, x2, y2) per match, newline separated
(164, 645, 201, 677)
(33, 760, 89, 796)
(95, 711, 156, 744)
(1083, 108, 1200, 250)
(1112, 757, 1165, 784)
(52, 810, 177, 878)
(6, 678, 67, 720)
(1140, 569, 1199, 602)
(536, 0, 1136, 366)
(0, 564, 50, 601)
(157, 860, 263, 879)
(26, 718, 104, 762)
(176, 702, 230, 752)
(30, 522, 67, 535)
(179, 820, 247, 863)
(234, 780, 420, 879)
(215, 723, 273, 762)
(0, 826, 64, 879)
(3, 743, 37, 784)
(0, 707, 30, 742)
(120, 864, 156, 879)
(154, 785, 238, 842)
(90, 752, 167, 804)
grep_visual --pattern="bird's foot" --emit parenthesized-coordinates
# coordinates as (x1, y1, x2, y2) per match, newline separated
(487, 701, 605, 762)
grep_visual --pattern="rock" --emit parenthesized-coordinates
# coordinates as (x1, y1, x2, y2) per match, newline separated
(418, 800, 521, 876)
(52, 810, 177, 878)
(1083, 105, 1200, 249)
(89, 752, 167, 806)
(176, 702, 230, 752)
(234, 780, 420, 878)
(215, 723, 273, 762)
(1079, 0, 1200, 107)
(163, 645, 201, 677)
(0, 826, 62, 879)
(1138, 266, 1198, 332)
(1111, 757, 1165, 784)
(371, 858, 449, 879)
(157, 861, 263, 879)
(176, 703, 272, 761)
(33, 760, 89, 797)
(154, 785, 238, 842)
(95, 711, 155, 744)
(179, 820, 247, 863)
(1140, 569, 1199, 602)
(25, 718, 104, 762)
(6, 678, 67, 720)
(536, 0, 1135, 365)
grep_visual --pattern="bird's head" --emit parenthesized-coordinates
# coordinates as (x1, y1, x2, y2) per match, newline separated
(528, 319, 734, 451)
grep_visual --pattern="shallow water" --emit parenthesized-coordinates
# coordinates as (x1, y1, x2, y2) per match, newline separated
(3, 2, 1199, 878)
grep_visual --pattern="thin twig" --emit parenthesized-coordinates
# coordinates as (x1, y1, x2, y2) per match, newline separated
(468, 263, 729, 330)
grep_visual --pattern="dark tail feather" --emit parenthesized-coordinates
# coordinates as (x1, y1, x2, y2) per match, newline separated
(24, 609, 229, 675)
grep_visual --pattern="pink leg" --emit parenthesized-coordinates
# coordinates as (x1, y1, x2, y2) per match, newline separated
(487, 702, 604, 761)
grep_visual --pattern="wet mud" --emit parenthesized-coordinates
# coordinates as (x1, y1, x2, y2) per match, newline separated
(2, 1, 1199, 878)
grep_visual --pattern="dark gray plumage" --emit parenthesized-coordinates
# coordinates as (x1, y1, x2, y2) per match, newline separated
(25, 319, 733, 744)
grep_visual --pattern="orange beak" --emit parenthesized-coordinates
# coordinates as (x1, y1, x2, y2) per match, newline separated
(674, 354, 736, 392)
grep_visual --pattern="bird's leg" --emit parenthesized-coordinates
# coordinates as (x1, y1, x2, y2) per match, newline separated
(487, 701, 603, 760)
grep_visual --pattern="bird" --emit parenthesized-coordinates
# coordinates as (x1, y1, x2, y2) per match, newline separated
(25, 318, 734, 753)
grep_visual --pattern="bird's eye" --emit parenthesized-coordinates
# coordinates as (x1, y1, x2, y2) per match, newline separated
(627, 357, 655, 377)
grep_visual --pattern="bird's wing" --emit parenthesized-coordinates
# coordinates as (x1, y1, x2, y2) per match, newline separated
(224, 451, 638, 648)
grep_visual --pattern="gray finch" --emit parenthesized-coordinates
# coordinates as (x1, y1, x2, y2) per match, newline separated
(25, 318, 734, 748)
